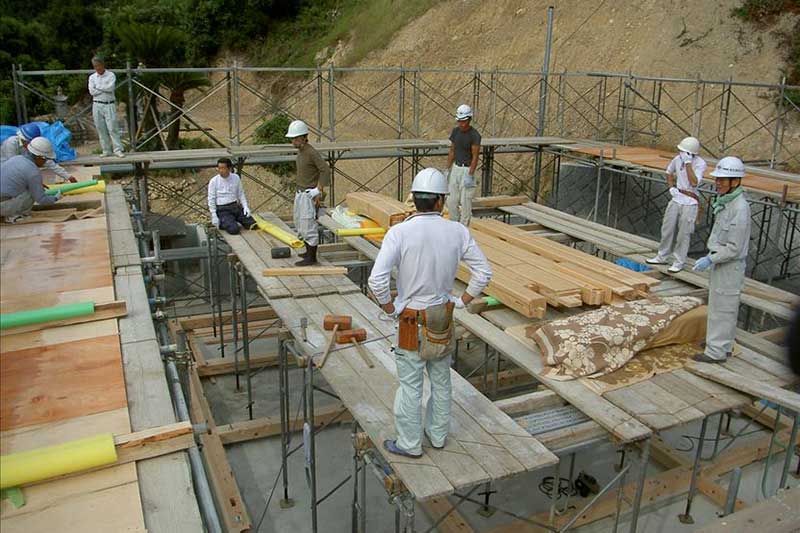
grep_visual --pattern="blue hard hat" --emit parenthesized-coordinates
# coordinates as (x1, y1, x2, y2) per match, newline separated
(18, 123, 41, 142)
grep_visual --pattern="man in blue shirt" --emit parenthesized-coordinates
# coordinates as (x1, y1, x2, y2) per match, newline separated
(0, 137, 62, 223)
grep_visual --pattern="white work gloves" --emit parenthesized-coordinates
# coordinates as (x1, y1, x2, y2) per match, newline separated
(679, 151, 693, 164)
(692, 256, 712, 272)
(306, 187, 321, 199)
(211, 214, 219, 227)
(669, 187, 679, 197)
(449, 295, 466, 309)
(464, 174, 476, 188)
(52, 190, 63, 201)
(242, 206, 251, 217)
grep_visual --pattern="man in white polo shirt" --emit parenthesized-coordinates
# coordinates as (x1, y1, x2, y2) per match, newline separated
(647, 136, 707, 273)
(207, 158, 256, 234)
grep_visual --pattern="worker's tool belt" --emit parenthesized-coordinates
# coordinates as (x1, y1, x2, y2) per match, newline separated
(93, 100, 116, 104)
(677, 189, 700, 201)
(398, 302, 455, 360)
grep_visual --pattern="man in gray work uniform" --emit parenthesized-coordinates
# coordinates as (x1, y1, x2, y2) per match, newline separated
(445, 104, 481, 226)
(0, 137, 62, 223)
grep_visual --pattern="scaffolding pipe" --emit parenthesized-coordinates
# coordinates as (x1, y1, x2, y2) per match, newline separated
(157, 320, 223, 533)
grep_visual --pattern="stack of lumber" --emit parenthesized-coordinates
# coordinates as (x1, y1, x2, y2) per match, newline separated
(459, 218, 660, 318)
(344, 192, 412, 228)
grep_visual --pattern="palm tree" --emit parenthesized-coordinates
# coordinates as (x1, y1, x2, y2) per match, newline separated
(116, 23, 209, 150)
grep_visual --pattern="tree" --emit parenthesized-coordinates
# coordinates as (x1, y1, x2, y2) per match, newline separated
(159, 72, 211, 149)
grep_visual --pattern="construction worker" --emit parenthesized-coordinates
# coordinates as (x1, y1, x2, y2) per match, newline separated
(1, 137, 63, 223)
(368, 168, 492, 458)
(285, 119, 330, 266)
(445, 104, 481, 226)
(88, 56, 125, 158)
(692, 156, 751, 363)
(0, 123, 76, 183)
(647, 136, 707, 273)
(207, 158, 256, 235)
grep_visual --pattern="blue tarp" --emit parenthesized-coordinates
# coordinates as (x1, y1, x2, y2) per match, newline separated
(0, 121, 76, 162)
(615, 258, 651, 272)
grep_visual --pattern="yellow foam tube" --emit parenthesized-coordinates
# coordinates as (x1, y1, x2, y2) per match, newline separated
(336, 227, 386, 237)
(0, 433, 117, 489)
(63, 180, 106, 196)
(252, 214, 304, 249)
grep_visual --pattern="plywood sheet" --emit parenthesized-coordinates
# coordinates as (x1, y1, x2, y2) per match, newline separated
(0, 334, 127, 431)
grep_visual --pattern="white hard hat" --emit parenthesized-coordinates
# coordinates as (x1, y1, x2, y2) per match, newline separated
(455, 104, 473, 121)
(710, 156, 745, 179)
(285, 120, 309, 138)
(411, 168, 449, 195)
(27, 136, 55, 160)
(677, 136, 700, 155)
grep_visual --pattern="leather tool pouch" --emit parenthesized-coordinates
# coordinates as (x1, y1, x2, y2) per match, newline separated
(418, 302, 455, 361)
(398, 309, 419, 352)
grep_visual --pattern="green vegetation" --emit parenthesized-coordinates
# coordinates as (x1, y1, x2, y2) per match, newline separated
(253, 0, 436, 67)
(732, 0, 800, 105)
(254, 113, 293, 176)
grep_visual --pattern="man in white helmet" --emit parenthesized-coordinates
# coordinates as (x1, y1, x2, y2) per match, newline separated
(285, 119, 330, 266)
(691, 156, 750, 363)
(0, 137, 63, 223)
(445, 104, 481, 226)
(368, 168, 492, 458)
(0, 123, 76, 183)
(88, 56, 125, 158)
(647, 136, 707, 273)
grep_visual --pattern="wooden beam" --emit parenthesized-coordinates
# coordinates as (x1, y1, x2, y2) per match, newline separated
(178, 307, 276, 331)
(197, 352, 291, 377)
(687, 362, 800, 412)
(420, 497, 475, 533)
(114, 421, 195, 465)
(494, 390, 565, 417)
(0, 300, 128, 337)
(756, 327, 788, 343)
(217, 404, 352, 445)
(263, 266, 347, 277)
(199, 432, 251, 532)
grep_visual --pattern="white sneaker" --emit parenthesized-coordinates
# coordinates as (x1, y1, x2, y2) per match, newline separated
(100, 153, 111, 158)
(4, 214, 31, 224)
(667, 264, 683, 273)
(114, 151, 125, 158)
(646, 256, 667, 265)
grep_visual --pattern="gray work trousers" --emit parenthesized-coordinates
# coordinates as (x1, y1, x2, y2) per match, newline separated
(656, 200, 697, 269)
(0, 192, 34, 217)
(705, 259, 746, 360)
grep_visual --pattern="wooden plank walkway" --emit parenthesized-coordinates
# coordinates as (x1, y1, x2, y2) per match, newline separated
(222, 218, 558, 501)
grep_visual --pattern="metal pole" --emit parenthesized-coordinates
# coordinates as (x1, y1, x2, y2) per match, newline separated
(212, 233, 225, 358)
(328, 64, 336, 140)
(629, 438, 650, 533)
(612, 452, 628, 533)
(232, 60, 241, 145)
(226, 67, 234, 146)
(770, 76, 787, 169)
(548, 459, 561, 526)
(317, 68, 324, 142)
(490, 69, 497, 136)
(536, 6, 554, 137)
(413, 67, 421, 137)
(722, 468, 742, 517)
(279, 340, 294, 508)
(679, 417, 708, 524)
(12, 64, 22, 125)
(398, 67, 405, 139)
(239, 264, 253, 420)
(19, 65, 28, 123)
(359, 447, 366, 533)
(779, 413, 799, 489)
(593, 150, 604, 222)
(126, 61, 137, 151)
(206, 229, 217, 338)
(306, 355, 318, 532)
(229, 256, 240, 390)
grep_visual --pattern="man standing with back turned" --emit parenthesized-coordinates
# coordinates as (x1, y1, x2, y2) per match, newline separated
(445, 104, 481, 226)
(647, 136, 706, 273)
(285, 120, 330, 266)
(368, 168, 492, 458)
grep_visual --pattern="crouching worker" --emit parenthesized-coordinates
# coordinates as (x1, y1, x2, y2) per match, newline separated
(0, 137, 62, 224)
(207, 158, 256, 235)
(368, 168, 492, 458)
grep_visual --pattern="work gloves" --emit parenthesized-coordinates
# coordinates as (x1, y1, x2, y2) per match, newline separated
(449, 295, 466, 309)
(242, 206, 251, 217)
(211, 214, 219, 227)
(52, 190, 63, 201)
(680, 151, 693, 164)
(692, 256, 712, 272)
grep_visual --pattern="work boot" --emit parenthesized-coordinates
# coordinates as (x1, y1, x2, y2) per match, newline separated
(692, 353, 726, 364)
(294, 245, 317, 266)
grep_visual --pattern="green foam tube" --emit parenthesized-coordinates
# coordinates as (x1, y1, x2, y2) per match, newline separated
(45, 179, 98, 196)
(484, 296, 500, 306)
(0, 302, 95, 330)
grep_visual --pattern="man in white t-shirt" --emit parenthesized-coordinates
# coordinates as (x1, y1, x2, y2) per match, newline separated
(207, 158, 256, 235)
(647, 137, 707, 273)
